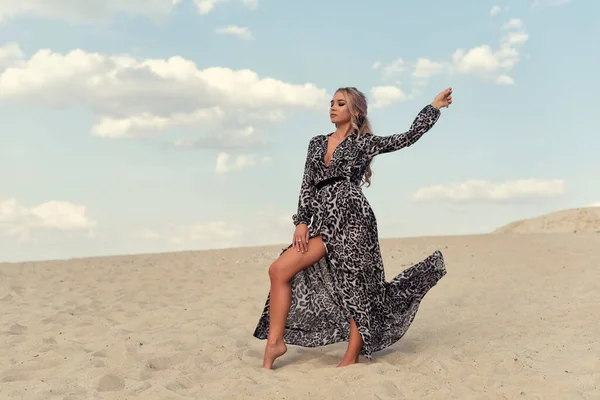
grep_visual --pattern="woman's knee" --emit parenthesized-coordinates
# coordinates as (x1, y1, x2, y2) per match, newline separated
(268, 259, 287, 282)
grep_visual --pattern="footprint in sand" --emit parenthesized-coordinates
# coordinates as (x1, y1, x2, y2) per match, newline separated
(98, 374, 125, 392)
(8, 323, 27, 335)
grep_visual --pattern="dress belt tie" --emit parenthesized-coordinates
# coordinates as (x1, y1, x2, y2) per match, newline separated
(315, 176, 347, 190)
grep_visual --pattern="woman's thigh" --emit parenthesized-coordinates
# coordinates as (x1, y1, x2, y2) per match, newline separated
(269, 235, 327, 282)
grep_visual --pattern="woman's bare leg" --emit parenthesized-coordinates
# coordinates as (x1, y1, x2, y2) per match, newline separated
(337, 318, 363, 367)
(262, 235, 326, 369)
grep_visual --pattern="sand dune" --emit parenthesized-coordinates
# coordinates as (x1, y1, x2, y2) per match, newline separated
(1, 226, 599, 398)
(494, 206, 600, 234)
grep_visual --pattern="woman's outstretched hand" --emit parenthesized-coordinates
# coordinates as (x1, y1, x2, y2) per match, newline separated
(432, 87, 453, 109)
(292, 224, 309, 253)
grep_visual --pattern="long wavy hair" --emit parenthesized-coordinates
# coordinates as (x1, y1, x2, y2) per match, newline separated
(335, 87, 373, 187)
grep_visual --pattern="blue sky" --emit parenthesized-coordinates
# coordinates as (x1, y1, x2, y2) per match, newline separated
(1, 0, 598, 262)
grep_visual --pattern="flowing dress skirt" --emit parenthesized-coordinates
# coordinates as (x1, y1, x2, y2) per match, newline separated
(253, 180, 447, 358)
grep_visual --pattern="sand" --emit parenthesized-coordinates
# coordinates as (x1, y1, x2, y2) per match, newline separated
(495, 207, 600, 234)
(1, 232, 599, 399)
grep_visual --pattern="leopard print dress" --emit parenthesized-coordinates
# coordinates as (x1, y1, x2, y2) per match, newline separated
(253, 104, 447, 359)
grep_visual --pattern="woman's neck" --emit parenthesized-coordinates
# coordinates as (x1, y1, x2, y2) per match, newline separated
(333, 122, 352, 138)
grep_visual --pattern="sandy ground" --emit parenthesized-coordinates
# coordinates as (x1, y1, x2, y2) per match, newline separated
(495, 207, 600, 234)
(1, 232, 599, 400)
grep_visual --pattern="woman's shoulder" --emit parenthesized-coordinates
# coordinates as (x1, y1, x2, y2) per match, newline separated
(307, 133, 328, 144)
(355, 131, 374, 143)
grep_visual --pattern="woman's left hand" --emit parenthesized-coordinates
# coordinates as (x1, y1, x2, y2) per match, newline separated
(432, 87, 453, 109)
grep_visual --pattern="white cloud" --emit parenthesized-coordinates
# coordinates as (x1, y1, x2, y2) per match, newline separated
(92, 107, 225, 138)
(370, 86, 409, 109)
(131, 203, 306, 257)
(0, 0, 178, 24)
(412, 179, 566, 202)
(503, 31, 528, 46)
(194, 0, 258, 15)
(490, 5, 503, 16)
(0, 43, 23, 67)
(215, 25, 254, 40)
(215, 152, 270, 174)
(412, 58, 445, 85)
(0, 45, 329, 147)
(379, 58, 405, 81)
(589, 202, 600, 208)
(451, 43, 519, 76)
(138, 207, 295, 252)
(495, 75, 515, 85)
(376, 18, 528, 87)
(0, 198, 96, 241)
(194, 0, 216, 14)
(503, 18, 524, 30)
(451, 19, 528, 84)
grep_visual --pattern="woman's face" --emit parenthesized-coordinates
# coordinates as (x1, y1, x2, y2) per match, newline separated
(329, 91, 352, 125)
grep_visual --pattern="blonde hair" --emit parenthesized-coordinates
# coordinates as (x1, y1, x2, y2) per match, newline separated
(335, 87, 373, 187)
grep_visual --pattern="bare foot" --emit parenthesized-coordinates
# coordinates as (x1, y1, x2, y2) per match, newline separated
(337, 356, 359, 367)
(262, 340, 287, 369)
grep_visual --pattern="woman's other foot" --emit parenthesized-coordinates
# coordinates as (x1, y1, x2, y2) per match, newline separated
(336, 355, 359, 367)
(262, 340, 287, 369)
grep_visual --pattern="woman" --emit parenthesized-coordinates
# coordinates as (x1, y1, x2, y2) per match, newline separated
(253, 87, 452, 369)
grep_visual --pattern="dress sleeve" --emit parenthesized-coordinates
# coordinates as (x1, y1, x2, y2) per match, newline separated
(364, 104, 441, 157)
(292, 138, 316, 226)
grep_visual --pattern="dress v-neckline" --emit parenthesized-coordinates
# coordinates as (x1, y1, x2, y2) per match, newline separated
(323, 132, 352, 168)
